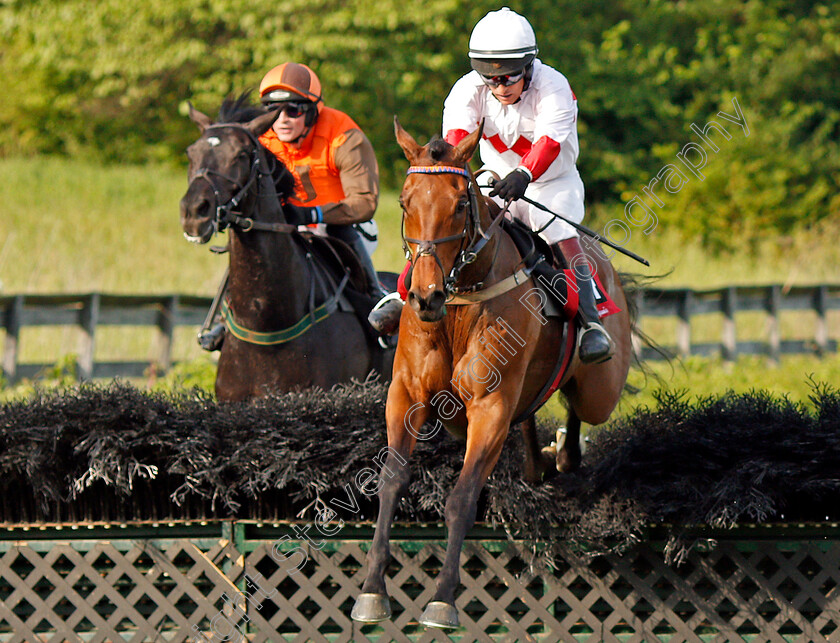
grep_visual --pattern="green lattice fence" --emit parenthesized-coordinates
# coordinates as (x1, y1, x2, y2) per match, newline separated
(0, 522, 838, 642)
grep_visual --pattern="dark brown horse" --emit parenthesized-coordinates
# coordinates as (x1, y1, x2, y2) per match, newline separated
(351, 121, 633, 629)
(180, 97, 392, 401)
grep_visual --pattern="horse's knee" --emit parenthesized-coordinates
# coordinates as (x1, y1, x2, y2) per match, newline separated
(378, 458, 410, 493)
(443, 483, 480, 527)
(443, 493, 461, 525)
(587, 410, 612, 425)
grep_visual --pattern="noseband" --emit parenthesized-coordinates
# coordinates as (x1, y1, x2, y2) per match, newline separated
(402, 165, 504, 295)
(188, 124, 296, 234)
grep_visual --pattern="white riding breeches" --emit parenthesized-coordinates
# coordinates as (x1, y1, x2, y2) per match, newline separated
(482, 169, 585, 244)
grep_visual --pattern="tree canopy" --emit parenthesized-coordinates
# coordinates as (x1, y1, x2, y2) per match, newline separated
(2, 0, 838, 248)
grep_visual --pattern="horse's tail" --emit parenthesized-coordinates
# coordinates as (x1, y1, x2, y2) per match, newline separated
(619, 271, 673, 393)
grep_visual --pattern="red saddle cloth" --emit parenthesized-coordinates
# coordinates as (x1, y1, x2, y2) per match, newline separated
(557, 268, 622, 320)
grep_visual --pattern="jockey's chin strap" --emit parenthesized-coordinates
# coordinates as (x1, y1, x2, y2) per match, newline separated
(402, 164, 509, 296)
(190, 123, 297, 235)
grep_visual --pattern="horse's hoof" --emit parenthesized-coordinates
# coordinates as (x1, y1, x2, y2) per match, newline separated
(351, 593, 392, 622)
(419, 601, 459, 629)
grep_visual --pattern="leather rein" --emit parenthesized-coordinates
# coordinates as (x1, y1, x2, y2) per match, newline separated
(401, 165, 533, 304)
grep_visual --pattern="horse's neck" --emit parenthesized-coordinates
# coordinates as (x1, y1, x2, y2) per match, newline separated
(227, 173, 313, 327)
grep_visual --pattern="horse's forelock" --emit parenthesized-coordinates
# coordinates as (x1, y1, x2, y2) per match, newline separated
(211, 91, 297, 198)
(426, 137, 454, 164)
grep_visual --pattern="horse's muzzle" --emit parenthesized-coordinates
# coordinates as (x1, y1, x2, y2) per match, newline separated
(180, 193, 216, 244)
(408, 288, 447, 322)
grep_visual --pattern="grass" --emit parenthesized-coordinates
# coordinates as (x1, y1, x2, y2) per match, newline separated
(1, 155, 839, 408)
(539, 353, 840, 425)
(0, 157, 224, 294)
(3, 156, 838, 292)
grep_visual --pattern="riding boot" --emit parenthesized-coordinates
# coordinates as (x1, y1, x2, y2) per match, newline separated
(368, 292, 404, 336)
(328, 224, 386, 299)
(555, 238, 615, 364)
(198, 322, 226, 352)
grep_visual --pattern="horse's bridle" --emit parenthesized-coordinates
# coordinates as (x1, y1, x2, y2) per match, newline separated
(401, 164, 506, 295)
(188, 123, 296, 234)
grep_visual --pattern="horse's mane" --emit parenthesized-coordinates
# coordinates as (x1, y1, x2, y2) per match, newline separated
(216, 91, 297, 199)
(217, 91, 265, 124)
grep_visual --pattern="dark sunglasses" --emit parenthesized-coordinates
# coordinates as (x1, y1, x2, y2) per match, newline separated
(480, 70, 526, 88)
(266, 101, 308, 118)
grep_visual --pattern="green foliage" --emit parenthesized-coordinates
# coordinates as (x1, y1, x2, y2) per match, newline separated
(0, 354, 79, 402)
(1, 0, 839, 244)
(152, 358, 216, 394)
(574, 0, 840, 249)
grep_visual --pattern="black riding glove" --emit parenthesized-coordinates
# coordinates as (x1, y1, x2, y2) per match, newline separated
(490, 169, 530, 201)
(284, 204, 323, 226)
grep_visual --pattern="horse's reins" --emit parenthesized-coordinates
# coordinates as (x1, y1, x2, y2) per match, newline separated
(402, 165, 532, 302)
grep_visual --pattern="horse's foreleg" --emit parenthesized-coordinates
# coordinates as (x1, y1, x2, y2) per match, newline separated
(556, 409, 582, 472)
(352, 380, 424, 623)
(518, 416, 554, 483)
(420, 413, 509, 629)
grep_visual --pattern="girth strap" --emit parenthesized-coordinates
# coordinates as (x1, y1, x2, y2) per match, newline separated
(221, 273, 349, 345)
(510, 318, 577, 425)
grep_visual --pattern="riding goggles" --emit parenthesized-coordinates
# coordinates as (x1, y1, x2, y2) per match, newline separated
(265, 101, 308, 119)
(480, 69, 526, 88)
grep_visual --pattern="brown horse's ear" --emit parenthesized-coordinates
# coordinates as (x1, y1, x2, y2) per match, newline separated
(451, 119, 484, 165)
(246, 109, 281, 139)
(188, 102, 214, 132)
(394, 116, 424, 164)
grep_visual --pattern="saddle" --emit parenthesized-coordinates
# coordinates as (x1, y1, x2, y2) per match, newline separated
(297, 231, 391, 349)
(298, 231, 369, 294)
(502, 219, 579, 320)
(502, 219, 621, 322)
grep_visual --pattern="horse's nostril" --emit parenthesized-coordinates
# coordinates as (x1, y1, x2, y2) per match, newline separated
(196, 198, 211, 219)
(409, 289, 444, 313)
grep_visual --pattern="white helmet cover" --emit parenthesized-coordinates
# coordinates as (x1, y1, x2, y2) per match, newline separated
(469, 7, 538, 75)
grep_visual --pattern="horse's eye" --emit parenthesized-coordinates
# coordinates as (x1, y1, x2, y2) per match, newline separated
(456, 197, 469, 212)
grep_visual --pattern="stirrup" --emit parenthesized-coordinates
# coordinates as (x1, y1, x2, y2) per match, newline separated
(577, 322, 615, 364)
(198, 323, 226, 352)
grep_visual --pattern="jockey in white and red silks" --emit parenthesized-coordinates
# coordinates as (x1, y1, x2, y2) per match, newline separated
(369, 7, 613, 364)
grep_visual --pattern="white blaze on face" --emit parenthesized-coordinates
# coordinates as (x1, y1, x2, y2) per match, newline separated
(208, 137, 221, 147)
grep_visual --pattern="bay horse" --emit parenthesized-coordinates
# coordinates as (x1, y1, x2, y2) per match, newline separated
(179, 97, 393, 402)
(351, 120, 633, 629)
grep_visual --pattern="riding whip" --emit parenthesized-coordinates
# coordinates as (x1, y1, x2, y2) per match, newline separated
(483, 179, 651, 266)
